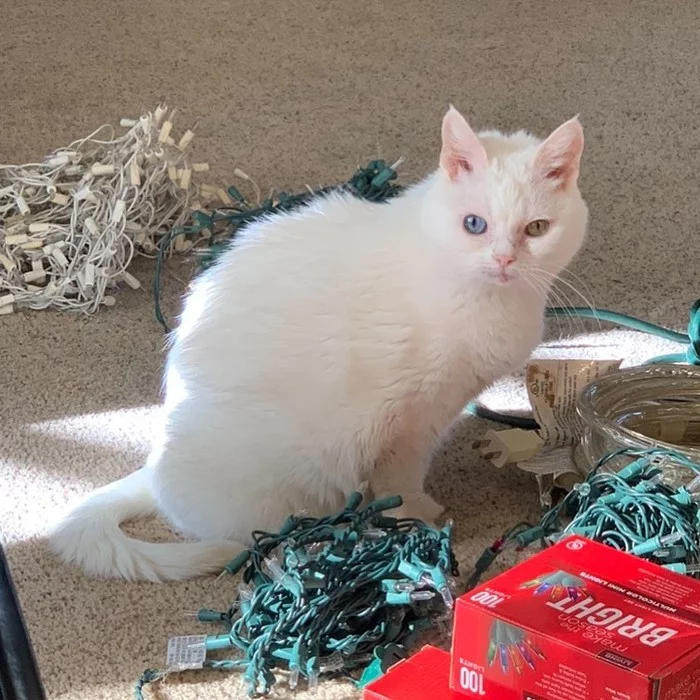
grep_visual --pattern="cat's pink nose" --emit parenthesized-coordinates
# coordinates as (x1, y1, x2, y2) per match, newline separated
(494, 254, 516, 267)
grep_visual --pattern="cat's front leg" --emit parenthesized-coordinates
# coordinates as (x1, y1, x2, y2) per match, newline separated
(388, 491, 445, 524)
(370, 435, 445, 525)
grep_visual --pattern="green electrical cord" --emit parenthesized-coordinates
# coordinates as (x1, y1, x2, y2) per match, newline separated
(546, 302, 699, 365)
(545, 306, 691, 346)
(135, 492, 458, 699)
(468, 446, 700, 589)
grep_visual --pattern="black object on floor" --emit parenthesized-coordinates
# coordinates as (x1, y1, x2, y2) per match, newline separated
(0, 542, 46, 700)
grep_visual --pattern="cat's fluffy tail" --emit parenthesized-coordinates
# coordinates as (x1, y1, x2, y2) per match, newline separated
(48, 469, 242, 582)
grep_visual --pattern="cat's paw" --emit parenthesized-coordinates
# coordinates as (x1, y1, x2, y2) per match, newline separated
(389, 492, 445, 525)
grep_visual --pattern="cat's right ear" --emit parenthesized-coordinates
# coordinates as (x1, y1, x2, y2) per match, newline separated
(440, 105, 488, 181)
(535, 117, 584, 189)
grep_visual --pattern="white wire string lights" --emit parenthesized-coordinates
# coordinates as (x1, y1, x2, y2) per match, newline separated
(0, 103, 215, 315)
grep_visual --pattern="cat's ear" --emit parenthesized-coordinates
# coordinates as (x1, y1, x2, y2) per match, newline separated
(440, 105, 488, 180)
(535, 117, 584, 188)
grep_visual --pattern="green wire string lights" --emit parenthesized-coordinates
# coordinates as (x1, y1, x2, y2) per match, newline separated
(135, 492, 458, 699)
(469, 447, 700, 589)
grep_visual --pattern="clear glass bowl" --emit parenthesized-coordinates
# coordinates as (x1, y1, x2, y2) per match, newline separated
(575, 364, 700, 482)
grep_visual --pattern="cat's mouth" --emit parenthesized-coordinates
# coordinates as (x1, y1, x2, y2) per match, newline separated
(485, 268, 518, 284)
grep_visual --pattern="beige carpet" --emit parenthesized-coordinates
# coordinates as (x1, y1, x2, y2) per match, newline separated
(1, 1, 699, 698)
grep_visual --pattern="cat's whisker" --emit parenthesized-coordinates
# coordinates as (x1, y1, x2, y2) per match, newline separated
(520, 268, 577, 338)
(519, 271, 549, 305)
(552, 286, 587, 337)
(553, 273, 603, 333)
(525, 265, 599, 335)
(547, 278, 588, 338)
(527, 265, 594, 310)
(520, 269, 549, 302)
(554, 267, 598, 309)
(545, 283, 589, 337)
(548, 287, 579, 339)
(539, 269, 597, 318)
(522, 272, 576, 340)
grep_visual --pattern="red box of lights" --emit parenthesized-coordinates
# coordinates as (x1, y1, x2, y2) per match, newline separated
(363, 645, 460, 700)
(451, 537, 700, 700)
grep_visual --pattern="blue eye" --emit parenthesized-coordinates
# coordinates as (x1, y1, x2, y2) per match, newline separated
(464, 215, 488, 235)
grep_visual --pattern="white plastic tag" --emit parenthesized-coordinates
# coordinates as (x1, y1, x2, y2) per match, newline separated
(518, 446, 587, 507)
(166, 635, 207, 671)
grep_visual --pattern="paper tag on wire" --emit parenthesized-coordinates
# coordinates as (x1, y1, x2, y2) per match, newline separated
(526, 359, 622, 448)
(166, 635, 207, 671)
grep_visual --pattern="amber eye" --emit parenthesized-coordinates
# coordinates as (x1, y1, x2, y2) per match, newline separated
(526, 219, 550, 237)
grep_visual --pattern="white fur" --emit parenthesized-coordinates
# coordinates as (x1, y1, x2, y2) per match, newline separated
(49, 107, 588, 581)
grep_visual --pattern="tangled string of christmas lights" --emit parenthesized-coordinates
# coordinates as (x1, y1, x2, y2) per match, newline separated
(135, 493, 458, 698)
(468, 447, 700, 588)
(0, 103, 220, 314)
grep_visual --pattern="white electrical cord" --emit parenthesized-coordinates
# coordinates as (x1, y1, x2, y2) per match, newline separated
(0, 103, 216, 314)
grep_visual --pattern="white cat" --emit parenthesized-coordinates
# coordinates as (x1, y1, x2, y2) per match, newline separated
(49, 106, 588, 582)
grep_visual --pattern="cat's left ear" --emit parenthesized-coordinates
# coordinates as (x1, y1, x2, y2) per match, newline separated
(535, 117, 584, 188)
(440, 105, 488, 180)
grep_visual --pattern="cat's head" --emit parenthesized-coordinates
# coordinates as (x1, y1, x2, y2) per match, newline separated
(427, 105, 588, 288)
